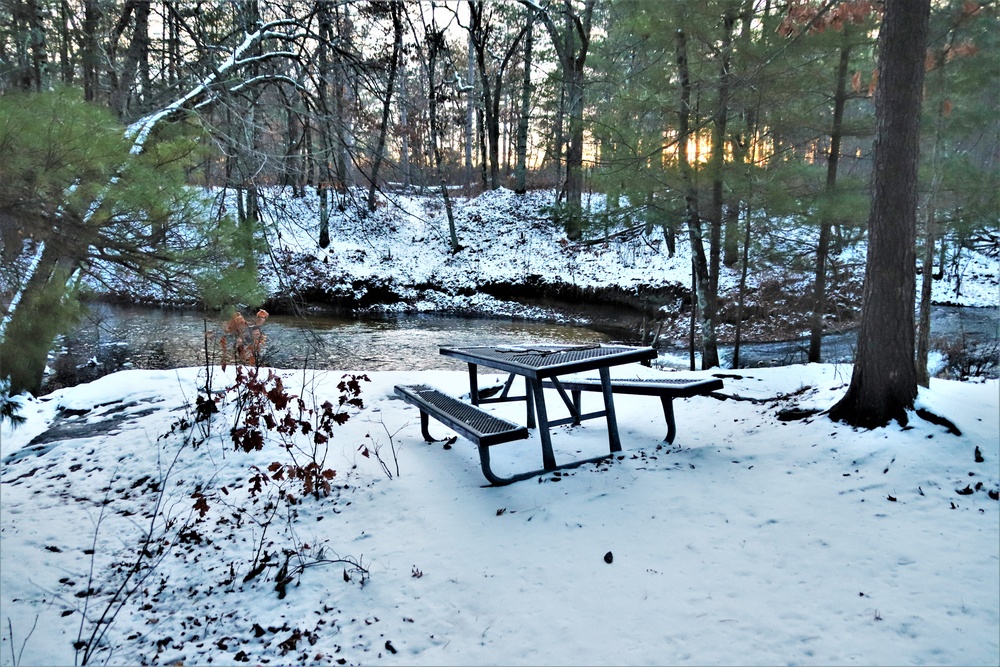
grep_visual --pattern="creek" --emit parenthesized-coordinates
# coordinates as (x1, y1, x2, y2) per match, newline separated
(43, 303, 998, 392)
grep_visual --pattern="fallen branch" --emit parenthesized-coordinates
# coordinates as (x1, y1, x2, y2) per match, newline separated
(709, 385, 814, 405)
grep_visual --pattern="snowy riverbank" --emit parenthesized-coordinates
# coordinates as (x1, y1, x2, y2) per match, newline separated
(91, 187, 1000, 344)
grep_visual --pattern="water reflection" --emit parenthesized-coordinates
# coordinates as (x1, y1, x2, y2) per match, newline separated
(47, 303, 997, 391)
(50, 305, 611, 389)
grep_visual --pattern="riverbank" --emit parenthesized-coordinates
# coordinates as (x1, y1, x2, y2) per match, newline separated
(89, 186, 998, 346)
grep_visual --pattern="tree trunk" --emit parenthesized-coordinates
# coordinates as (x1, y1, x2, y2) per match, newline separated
(110, 0, 152, 119)
(425, 27, 461, 252)
(677, 25, 719, 369)
(916, 201, 936, 387)
(916, 51, 948, 388)
(514, 9, 533, 194)
(809, 35, 851, 363)
(523, 0, 594, 239)
(319, 184, 331, 248)
(82, 0, 100, 101)
(59, 0, 72, 84)
(564, 57, 585, 239)
(830, 0, 930, 428)
(709, 10, 735, 294)
(367, 1, 403, 211)
(27, 0, 48, 91)
(334, 4, 354, 194)
(732, 204, 752, 369)
(465, 29, 476, 195)
(0, 243, 79, 395)
(398, 57, 412, 189)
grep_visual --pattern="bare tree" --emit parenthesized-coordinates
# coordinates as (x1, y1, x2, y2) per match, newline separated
(519, 0, 596, 239)
(467, 1, 532, 190)
(367, 1, 404, 211)
(408, 3, 462, 252)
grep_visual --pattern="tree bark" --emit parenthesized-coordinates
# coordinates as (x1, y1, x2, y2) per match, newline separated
(709, 9, 735, 297)
(677, 25, 719, 369)
(522, 0, 595, 240)
(465, 29, 476, 194)
(917, 51, 948, 387)
(109, 0, 151, 119)
(0, 242, 78, 395)
(398, 57, 412, 189)
(367, 1, 403, 211)
(82, 0, 101, 101)
(830, 0, 930, 428)
(514, 8, 534, 194)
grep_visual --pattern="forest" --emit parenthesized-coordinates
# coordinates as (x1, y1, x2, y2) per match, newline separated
(1, 4, 999, 666)
(0, 0, 998, 418)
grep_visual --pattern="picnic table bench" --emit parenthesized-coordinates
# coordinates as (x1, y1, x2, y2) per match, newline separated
(394, 383, 534, 485)
(540, 376, 723, 444)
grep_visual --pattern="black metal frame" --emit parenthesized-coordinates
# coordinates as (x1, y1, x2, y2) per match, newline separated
(438, 344, 658, 482)
(541, 377, 724, 443)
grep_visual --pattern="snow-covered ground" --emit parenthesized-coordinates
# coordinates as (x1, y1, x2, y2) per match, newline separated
(2, 361, 997, 666)
(265, 187, 997, 316)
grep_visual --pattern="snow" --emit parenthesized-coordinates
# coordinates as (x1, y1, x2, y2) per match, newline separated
(4, 184, 999, 665)
(2, 361, 997, 666)
(263, 187, 700, 301)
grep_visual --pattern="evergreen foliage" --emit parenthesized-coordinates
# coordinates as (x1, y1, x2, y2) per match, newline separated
(0, 88, 263, 404)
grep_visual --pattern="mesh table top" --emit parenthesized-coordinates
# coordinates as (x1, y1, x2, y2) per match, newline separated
(439, 344, 657, 378)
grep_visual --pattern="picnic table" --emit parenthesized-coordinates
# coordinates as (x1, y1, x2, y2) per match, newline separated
(399, 344, 654, 484)
(394, 343, 723, 485)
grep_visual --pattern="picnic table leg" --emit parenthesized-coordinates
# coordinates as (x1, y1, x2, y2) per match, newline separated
(419, 411, 437, 443)
(529, 378, 556, 470)
(572, 390, 582, 425)
(525, 377, 536, 428)
(660, 396, 677, 444)
(467, 363, 480, 405)
(599, 367, 622, 453)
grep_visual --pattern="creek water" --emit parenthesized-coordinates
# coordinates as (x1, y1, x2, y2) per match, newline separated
(45, 303, 998, 392)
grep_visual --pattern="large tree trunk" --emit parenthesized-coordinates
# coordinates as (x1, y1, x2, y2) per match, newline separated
(0, 243, 79, 395)
(830, 0, 930, 428)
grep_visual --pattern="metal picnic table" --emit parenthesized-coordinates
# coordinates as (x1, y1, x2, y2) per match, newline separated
(438, 343, 658, 478)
